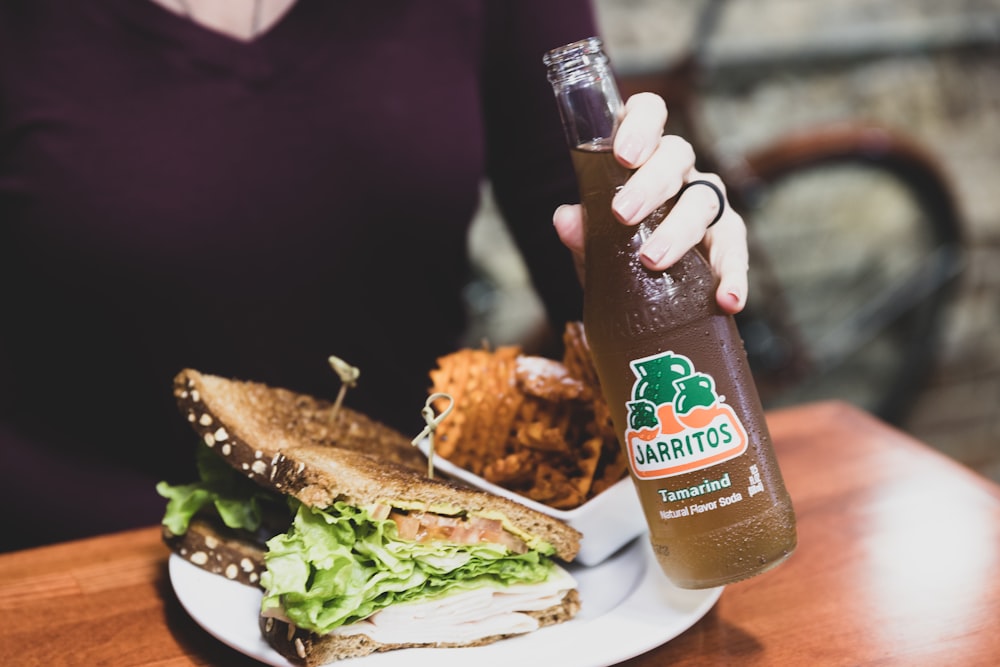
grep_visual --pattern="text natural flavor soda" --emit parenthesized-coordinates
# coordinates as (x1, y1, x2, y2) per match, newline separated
(545, 38, 796, 588)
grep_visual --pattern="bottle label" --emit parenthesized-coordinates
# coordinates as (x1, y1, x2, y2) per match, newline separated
(624, 351, 748, 480)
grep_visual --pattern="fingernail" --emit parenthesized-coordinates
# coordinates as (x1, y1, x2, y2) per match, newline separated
(613, 190, 643, 222)
(725, 287, 744, 310)
(617, 137, 641, 166)
(640, 242, 669, 266)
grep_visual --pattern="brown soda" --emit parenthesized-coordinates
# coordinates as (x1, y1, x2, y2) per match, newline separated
(546, 38, 796, 589)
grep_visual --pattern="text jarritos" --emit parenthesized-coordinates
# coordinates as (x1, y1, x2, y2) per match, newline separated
(624, 351, 748, 480)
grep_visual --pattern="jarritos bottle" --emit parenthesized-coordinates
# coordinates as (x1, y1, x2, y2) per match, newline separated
(544, 38, 796, 589)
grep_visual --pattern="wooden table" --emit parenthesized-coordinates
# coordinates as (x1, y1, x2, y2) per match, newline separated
(3, 401, 999, 666)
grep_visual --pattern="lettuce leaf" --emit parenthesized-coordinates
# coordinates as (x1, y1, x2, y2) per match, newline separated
(261, 502, 558, 634)
(156, 444, 287, 535)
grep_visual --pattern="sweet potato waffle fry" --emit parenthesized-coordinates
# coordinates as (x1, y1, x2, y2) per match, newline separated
(428, 322, 627, 510)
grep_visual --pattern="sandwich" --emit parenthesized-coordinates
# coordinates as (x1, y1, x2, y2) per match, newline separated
(157, 368, 431, 586)
(158, 369, 582, 665)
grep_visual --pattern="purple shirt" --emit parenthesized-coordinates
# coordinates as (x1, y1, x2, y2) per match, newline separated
(0, 0, 594, 548)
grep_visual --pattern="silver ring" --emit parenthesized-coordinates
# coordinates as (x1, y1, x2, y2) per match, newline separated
(679, 179, 726, 227)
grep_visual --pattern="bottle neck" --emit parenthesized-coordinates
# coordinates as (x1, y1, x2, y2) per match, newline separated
(546, 38, 655, 269)
(544, 37, 623, 150)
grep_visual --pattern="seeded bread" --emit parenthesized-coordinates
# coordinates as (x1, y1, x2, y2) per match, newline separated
(175, 368, 427, 474)
(172, 368, 581, 562)
(259, 589, 582, 666)
(163, 517, 268, 587)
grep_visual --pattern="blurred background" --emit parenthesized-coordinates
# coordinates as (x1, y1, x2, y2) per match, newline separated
(463, 0, 1000, 483)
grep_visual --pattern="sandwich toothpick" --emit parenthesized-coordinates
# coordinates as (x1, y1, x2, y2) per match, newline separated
(412, 393, 454, 479)
(328, 355, 360, 423)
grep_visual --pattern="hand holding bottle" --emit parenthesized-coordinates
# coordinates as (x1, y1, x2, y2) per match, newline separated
(545, 38, 796, 589)
(552, 92, 748, 315)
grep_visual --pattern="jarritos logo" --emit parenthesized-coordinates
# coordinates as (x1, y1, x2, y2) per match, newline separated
(625, 351, 748, 480)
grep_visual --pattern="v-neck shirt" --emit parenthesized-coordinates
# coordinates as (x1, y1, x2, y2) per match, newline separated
(0, 0, 595, 546)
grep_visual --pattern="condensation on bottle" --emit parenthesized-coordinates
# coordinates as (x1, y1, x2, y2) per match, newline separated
(544, 37, 796, 589)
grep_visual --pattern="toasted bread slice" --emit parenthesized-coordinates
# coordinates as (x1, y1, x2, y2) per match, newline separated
(172, 368, 581, 561)
(259, 589, 582, 666)
(163, 516, 268, 587)
(174, 368, 427, 473)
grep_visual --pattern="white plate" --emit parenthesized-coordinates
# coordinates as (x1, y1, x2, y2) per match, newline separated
(169, 537, 722, 667)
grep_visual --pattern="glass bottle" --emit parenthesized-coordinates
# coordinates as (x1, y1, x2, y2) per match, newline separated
(544, 37, 796, 589)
